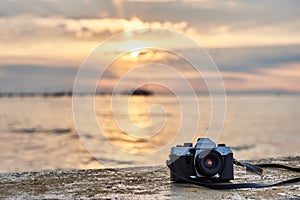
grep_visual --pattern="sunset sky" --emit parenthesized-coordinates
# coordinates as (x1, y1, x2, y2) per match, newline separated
(0, 0, 299, 93)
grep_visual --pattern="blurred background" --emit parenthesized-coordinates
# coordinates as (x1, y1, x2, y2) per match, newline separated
(0, 0, 299, 173)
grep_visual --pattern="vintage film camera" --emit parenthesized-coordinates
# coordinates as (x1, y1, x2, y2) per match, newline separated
(167, 138, 234, 182)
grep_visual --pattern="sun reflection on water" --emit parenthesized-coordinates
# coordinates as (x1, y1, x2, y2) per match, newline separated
(95, 95, 182, 154)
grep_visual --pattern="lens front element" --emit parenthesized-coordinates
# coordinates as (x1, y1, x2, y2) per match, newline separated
(204, 156, 215, 168)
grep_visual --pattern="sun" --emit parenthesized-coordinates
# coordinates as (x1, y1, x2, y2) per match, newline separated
(130, 51, 139, 58)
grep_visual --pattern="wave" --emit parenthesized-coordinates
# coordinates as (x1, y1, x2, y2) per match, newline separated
(11, 128, 72, 134)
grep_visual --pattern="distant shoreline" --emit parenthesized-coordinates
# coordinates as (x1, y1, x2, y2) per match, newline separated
(0, 91, 299, 98)
(0, 89, 154, 98)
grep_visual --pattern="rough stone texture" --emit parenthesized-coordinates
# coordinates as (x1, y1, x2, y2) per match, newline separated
(0, 156, 299, 199)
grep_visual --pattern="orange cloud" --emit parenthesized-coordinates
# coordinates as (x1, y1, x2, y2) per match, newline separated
(222, 63, 300, 92)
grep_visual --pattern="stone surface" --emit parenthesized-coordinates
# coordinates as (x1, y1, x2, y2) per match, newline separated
(0, 156, 299, 199)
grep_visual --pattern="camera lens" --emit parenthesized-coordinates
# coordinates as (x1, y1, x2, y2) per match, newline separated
(196, 150, 224, 177)
(204, 156, 215, 168)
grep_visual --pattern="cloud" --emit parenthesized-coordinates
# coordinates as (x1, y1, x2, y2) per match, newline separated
(0, 65, 77, 92)
(0, 0, 299, 93)
(0, 15, 192, 67)
(0, 0, 115, 18)
(118, 0, 300, 29)
(0, 15, 189, 41)
(1, 44, 300, 93)
(1, 0, 299, 48)
(221, 63, 300, 93)
(109, 45, 300, 93)
(207, 45, 300, 73)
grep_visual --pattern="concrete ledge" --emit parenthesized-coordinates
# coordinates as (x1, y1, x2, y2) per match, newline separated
(0, 156, 299, 199)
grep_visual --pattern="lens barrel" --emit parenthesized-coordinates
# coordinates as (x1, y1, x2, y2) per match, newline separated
(195, 150, 224, 177)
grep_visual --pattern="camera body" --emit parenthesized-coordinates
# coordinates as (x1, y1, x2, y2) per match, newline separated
(167, 138, 234, 182)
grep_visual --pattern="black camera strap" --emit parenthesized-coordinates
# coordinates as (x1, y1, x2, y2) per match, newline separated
(233, 159, 264, 175)
(189, 176, 300, 189)
(168, 159, 300, 189)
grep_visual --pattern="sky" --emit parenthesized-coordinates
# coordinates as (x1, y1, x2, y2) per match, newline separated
(0, 0, 299, 93)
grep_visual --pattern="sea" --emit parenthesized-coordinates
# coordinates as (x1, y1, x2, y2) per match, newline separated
(0, 94, 299, 173)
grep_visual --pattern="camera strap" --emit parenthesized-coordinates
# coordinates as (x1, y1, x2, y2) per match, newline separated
(233, 159, 264, 175)
(168, 159, 300, 189)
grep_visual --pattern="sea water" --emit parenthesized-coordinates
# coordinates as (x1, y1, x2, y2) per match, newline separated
(0, 95, 299, 173)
